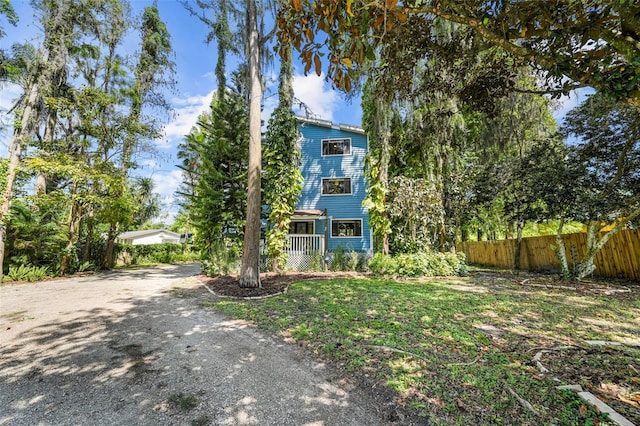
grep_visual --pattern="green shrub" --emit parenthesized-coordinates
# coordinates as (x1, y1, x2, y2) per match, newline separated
(308, 252, 322, 272)
(4, 264, 51, 282)
(368, 253, 396, 275)
(369, 251, 467, 277)
(329, 248, 368, 272)
(203, 245, 240, 276)
(346, 250, 359, 271)
(77, 261, 97, 273)
(116, 243, 197, 266)
(331, 247, 347, 271)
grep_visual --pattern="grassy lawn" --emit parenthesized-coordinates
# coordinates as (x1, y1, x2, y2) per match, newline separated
(206, 273, 640, 425)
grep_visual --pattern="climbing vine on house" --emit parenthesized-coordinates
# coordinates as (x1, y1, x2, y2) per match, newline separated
(263, 51, 303, 273)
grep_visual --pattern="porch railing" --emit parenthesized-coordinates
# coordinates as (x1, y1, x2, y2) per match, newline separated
(286, 234, 324, 271)
(287, 234, 324, 254)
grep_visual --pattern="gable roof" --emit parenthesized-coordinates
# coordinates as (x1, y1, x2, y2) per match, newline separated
(296, 116, 365, 135)
(117, 229, 181, 240)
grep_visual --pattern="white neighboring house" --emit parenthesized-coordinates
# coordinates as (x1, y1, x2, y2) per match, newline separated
(116, 229, 182, 245)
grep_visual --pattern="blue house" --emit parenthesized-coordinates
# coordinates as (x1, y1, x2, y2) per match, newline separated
(284, 116, 372, 269)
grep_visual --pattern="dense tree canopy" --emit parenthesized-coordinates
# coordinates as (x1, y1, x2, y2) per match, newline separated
(0, 0, 175, 277)
(277, 1, 640, 103)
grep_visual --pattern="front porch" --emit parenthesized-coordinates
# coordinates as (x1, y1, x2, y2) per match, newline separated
(286, 209, 328, 270)
(285, 234, 325, 270)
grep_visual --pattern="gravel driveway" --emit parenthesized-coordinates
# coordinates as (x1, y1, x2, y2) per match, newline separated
(0, 264, 389, 425)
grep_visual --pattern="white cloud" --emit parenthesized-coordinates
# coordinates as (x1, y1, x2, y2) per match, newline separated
(160, 90, 215, 148)
(151, 169, 184, 223)
(292, 73, 339, 122)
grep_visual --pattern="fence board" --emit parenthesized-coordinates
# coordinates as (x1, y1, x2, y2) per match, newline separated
(458, 229, 640, 281)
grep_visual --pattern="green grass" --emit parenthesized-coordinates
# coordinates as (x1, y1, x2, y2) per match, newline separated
(206, 275, 640, 425)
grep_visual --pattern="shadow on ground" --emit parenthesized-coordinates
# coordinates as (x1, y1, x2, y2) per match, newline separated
(0, 271, 395, 425)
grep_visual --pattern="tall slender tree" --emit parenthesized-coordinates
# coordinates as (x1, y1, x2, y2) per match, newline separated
(555, 95, 640, 279)
(102, 3, 175, 269)
(0, 0, 76, 278)
(238, 0, 262, 287)
(362, 83, 392, 255)
(182, 0, 271, 287)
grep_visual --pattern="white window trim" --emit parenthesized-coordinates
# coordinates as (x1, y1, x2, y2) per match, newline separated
(321, 138, 352, 157)
(321, 177, 352, 196)
(289, 220, 315, 235)
(331, 218, 363, 238)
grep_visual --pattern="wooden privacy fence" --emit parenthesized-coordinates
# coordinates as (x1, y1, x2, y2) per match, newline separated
(457, 229, 640, 281)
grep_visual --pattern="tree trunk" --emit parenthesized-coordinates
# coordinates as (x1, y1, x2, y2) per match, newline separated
(60, 196, 81, 275)
(574, 217, 635, 280)
(82, 216, 94, 263)
(102, 224, 117, 270)
(553, 218, 571, 281)
(239, 0, 262, 288)
(434, 150, 448, 252)
(0, 53, 45, 279)
(377, 99, 391, 256)
(514, 221, 524, 270)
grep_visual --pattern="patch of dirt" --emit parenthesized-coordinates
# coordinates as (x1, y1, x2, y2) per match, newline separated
(470, 270, 636, 298)
(199, 271, 367, 298)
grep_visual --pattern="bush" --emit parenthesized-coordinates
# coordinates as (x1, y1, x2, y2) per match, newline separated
(116, 243, 198, 266)
(202, 244, 241, 276)
(369, 251, 467, 277)
(77, 261, 97, 273)
(329, 248, 369, 272)
(308, 252, 322, 272)
(330, 247, 347, 271)
(3, 264, 51, 282)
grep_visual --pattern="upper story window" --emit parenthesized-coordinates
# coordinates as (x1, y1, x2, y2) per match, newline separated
(322, 177, 352, 195)
(322, 138, 351, 156)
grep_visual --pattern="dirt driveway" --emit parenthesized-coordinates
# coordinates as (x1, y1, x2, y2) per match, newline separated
(0, 264, 390, 425)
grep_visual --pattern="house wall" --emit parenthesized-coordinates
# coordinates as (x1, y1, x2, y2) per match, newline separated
(296, 119, 372, 253)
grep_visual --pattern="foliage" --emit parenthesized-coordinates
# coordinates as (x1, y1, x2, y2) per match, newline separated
(369, 252, 468, 277)
(117, 243, 197, 266)
(0, 0, 18, 38)
(178, 87, 248, 265)
(362, 153, 391, 253)
(3, 264, 51, 282)
(263, 53, 303, 273)
(0, 159, 7, 194)
(328, 247, 369, 272)
(76, 260, 96, 272)
(547, 94, 640, 279)
(387, 176, 444, 254)
(4, 196, 68, 273)
(200, 239, 241, 276)
(278, 1, 640, 104)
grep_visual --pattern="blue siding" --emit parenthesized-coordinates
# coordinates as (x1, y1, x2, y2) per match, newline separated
(296, 118, 372, 253)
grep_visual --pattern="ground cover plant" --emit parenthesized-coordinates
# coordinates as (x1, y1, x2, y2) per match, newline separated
(206, 271, 640, 425)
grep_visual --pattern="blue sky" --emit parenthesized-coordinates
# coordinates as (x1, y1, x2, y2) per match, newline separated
(0, 0, 360, 223)
(1, 0, 587, 224)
